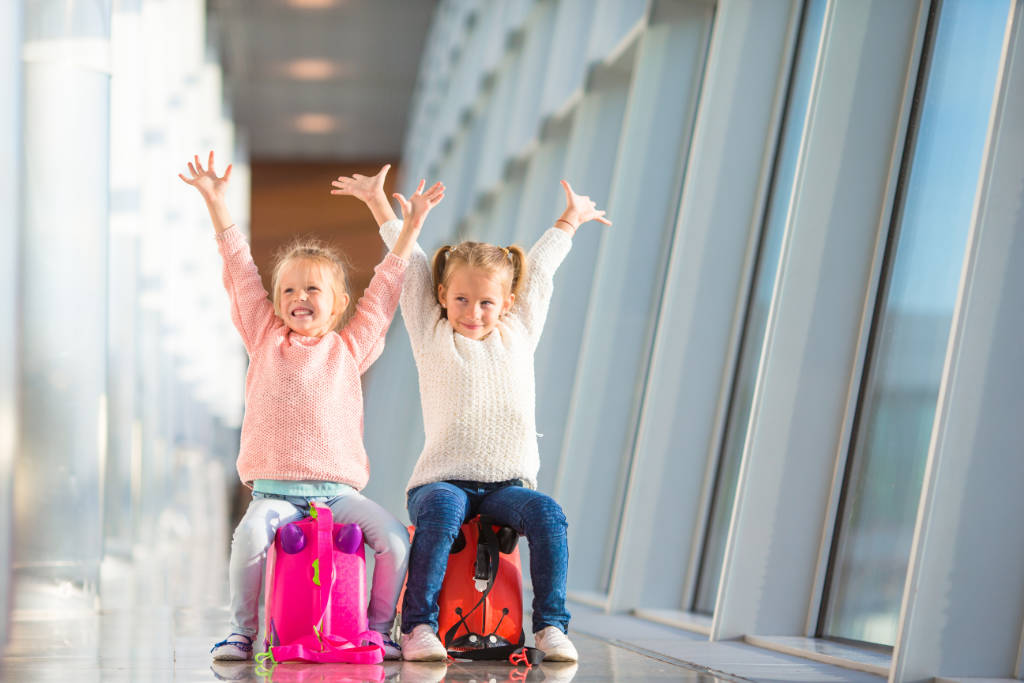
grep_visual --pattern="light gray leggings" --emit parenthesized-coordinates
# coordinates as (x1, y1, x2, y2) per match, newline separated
(228, 488, 409, 637)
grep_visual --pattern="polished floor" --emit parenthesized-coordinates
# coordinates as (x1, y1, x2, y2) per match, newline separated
(1, 584, 727, 682)
(0, 503, 881, 682)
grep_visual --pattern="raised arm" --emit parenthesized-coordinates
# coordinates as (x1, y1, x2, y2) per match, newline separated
(179, 151, 235, 234)
(330, 164, 397, 227)
(340, 180, 443, 370)
(333, 168, 445, 348)
(513, 180, 611, 345)
(340, 253, 407, 374)
(180, 151, 276, 352)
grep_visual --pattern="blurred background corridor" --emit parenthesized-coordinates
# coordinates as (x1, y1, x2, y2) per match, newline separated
(2, 0, 1024, 681)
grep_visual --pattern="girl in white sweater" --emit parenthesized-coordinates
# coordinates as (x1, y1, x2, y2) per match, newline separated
(332, 166, 609, 662)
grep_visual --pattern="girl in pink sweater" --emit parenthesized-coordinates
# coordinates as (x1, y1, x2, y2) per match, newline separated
(179, 152, 444, 661)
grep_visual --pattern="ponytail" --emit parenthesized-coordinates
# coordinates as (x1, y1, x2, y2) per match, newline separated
(432, 245, 454, 316)
(505, 244, 527, 300)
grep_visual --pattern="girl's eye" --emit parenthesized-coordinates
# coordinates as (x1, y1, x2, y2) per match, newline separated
(284, 288, 293, 294)
(308, 286, 319, 292)
(456, 297, 467, 303)
(481, 301, 493, 307)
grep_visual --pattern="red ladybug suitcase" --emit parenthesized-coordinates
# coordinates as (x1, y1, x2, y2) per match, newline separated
(437, 515, 524, 653)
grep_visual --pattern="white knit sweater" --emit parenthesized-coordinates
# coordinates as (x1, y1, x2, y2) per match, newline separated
(380, 220, 572, 491)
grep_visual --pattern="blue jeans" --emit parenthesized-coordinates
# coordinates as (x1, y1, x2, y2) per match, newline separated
(403, 480, 570, 635)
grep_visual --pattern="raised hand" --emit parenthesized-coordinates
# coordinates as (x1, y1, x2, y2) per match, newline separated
(330, 164, 391, 204)
(178, 151, 232, 201)
(393, 179, 446, 231)
(178, 151, 235, 234)
(555, 180, 611, 234)
(389, 179, 445, 260)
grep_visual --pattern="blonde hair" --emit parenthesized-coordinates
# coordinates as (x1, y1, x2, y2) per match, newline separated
(431, 241, 527, 318)
(269, 237, 351, 331)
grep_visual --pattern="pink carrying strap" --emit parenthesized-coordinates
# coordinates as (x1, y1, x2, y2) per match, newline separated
(266, 630, 384, 664)
(311, 503, 333, 628)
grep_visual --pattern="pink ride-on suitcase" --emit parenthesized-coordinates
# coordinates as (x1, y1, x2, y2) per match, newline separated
(258, 503, 383, 666)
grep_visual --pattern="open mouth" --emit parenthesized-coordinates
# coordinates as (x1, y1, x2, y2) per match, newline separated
(291, 307, 314, 319)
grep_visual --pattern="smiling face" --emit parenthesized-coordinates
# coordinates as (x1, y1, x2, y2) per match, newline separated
(439, 265, 514, 340)
(275, 257, 349, 337)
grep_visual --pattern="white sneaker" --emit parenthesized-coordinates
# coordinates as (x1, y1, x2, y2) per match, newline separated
(400, 624, 448, 661)
(210, 633, 254, 661)
(534, 626, 578, 662)
(379, 633, 402, 660)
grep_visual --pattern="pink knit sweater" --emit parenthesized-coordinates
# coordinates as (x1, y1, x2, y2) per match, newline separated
(217, 225, 406, 490)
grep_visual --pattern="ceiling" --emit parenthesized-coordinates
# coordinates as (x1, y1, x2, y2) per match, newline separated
(207, 0, 438, 161)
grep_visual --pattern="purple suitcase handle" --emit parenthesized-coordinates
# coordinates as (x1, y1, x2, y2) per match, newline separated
(334, 523, 363, 554)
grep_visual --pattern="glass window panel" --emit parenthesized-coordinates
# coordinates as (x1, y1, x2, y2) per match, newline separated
(540, 0, 597, 115)
(491, 171, 525, 246)
(692, 0, 826, 615)
(822, 0, 1009, 646)
(558, 5, 714, 594)
(510, 131, 569, 247)
(585, 0, 648, 64)
(504, 0, 557, 159)
(534, 79, 630, 495)
(476, 48, 524, 193)
(460, 99, 492, 205)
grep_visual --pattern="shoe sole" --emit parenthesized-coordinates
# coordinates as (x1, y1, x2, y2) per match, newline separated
(211, 653, 252, 661)
(540, 650, 578, 662)
(402, 651, 448, 661)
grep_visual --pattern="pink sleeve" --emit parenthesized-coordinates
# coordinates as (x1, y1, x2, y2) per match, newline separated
(340, 252, 407, 374)
(217, 226, 278, 354)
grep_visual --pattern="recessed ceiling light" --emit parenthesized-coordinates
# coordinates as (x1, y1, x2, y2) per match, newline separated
(281, 59, 344, 81)
(284, 0, 339, 9)
(294, 113, 338, 134)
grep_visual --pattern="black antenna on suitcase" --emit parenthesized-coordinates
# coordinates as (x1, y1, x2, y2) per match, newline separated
(444, 518, 502, 647)
(487, 607, 510, 638)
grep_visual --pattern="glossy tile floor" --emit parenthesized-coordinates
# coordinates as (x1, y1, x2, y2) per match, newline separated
(2, 588, 725, 682)
(1, 604, 727, 682)
(0, 507, 881, 682)
(0, 513, 728, 683)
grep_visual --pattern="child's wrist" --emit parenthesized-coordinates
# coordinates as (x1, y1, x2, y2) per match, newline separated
(362, 192, 385, 209)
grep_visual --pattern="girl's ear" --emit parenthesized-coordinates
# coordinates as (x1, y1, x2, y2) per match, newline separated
(334, 292, 351, 320)
(502, 292, 515, 316)
(437, 283, 447, 308)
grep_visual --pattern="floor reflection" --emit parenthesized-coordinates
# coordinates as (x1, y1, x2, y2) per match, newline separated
(203, 647, 731, 683)
(210, 659, 581, 682)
